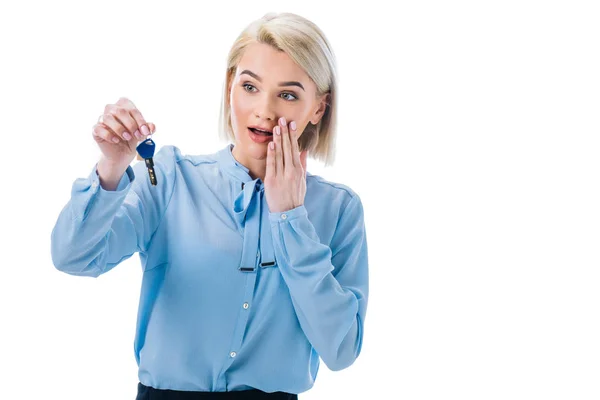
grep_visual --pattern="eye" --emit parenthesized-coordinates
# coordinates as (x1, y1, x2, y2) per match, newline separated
(281, 92, 298, 101)
(242, 83, 298, 102)
(242, 83, 257, 92)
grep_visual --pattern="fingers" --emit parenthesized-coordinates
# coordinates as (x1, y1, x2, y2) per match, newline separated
(279, 117, 294, 169)
(93, 120, 155, 144)
(100, 108, 135, 141)
(274, 125, 283, 175)
(92, 122, 121, 144)
(267, 118, 303, 180)
(95, 97, 154, 143)
(116, 97, 136, 108)
(266, 140, 276, 180)
(289, 120, 301, 168)
(117, 97, 154, 139)
(126, 106, 152, 139)
(114, 97, 152, 139)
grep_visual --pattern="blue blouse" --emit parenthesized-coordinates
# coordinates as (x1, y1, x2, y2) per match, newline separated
(51, 143, 369, 394)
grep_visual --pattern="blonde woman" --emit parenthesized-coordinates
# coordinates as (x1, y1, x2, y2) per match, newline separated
(51, 12, 369, 400)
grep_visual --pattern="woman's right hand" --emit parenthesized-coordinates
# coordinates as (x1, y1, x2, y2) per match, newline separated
(92, 97, 156, 167)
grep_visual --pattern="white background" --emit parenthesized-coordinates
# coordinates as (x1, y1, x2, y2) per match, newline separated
(1, 0, 599, 399)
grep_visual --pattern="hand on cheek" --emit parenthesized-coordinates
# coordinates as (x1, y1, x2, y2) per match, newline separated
(264, 117, 308, 213)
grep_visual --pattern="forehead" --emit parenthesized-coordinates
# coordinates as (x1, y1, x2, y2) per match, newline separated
(236, 42, 309, 83)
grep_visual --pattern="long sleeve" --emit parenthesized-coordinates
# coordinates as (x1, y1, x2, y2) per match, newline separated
(268, 194, 369, 371)
(51, 146, 177, 277)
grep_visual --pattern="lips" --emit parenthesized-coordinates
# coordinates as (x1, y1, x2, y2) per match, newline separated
(248, 127, 273, 136)
(248, 128, 274, 143)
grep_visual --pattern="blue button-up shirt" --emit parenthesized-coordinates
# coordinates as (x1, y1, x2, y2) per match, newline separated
(51, 143, 369, 394)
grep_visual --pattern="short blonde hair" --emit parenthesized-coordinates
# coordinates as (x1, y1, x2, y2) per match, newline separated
(218, 12, 338, 166)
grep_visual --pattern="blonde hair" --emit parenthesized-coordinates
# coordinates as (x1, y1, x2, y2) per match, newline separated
(218, 12, 338, 166)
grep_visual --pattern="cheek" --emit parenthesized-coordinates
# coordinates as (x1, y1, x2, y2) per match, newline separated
(290, 105, 313, 128)
(230, 89, 253, 123)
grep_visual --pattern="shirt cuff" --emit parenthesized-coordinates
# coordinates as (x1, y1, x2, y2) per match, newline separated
(92, 163, 135, 193)
(269, 204, 308, 223)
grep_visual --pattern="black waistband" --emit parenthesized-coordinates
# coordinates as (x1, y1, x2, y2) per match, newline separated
(136, 382, 298, 400)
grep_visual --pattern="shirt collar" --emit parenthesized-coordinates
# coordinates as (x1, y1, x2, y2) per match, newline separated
(215, 143, 254, 184)
(215, 143, 263, 223)
(215, 142, 314, 183)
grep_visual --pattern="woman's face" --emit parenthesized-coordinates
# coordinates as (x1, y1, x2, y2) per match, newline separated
(228, 42, 327, 164)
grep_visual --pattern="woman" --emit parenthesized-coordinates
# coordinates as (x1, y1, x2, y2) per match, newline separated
(51, 12, 369, 399)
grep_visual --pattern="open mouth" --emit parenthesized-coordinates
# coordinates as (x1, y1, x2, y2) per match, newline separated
(248, 127, 273, 136)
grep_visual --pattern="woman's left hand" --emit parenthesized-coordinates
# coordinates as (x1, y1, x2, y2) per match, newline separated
(265, 117, 308, 213)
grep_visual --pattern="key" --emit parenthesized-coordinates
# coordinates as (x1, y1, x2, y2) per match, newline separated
(136, 137, 158, 186)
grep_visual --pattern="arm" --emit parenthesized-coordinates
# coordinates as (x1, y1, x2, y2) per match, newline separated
(50, 146, 177, 277)
(269, 194, 369, 371)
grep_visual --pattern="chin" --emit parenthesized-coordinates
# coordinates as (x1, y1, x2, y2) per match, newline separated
(232, 140, 266, 162)
(247, 143, 269, 159)
(235, 130, 269, 158)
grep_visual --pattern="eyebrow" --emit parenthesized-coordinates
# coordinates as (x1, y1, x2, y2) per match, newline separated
(240, 69, 305, 91)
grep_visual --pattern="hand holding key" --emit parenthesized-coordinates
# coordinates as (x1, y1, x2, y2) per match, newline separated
(92, 97, 155, 169)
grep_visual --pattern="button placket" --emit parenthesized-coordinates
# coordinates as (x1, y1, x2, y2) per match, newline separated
(225, 272, 258, 366)
(225, 185, 261, 369)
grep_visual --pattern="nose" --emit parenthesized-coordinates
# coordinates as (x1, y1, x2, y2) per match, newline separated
(254, 95, 276, 122)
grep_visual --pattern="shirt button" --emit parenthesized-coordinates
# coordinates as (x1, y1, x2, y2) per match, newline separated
(243, 302, 249, 309)
(281, 213, 287, 220)
(230, 351, 237, 358)
(91, 181, 98, 188)
(256, 251, 260, 258)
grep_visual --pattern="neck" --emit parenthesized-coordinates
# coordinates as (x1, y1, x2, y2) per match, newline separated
(231, 145, 266, 182)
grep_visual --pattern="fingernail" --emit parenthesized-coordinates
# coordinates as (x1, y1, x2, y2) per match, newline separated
(123, 132, 131, 140)
(280, 117, 286, 126)
(141, 125, 150, 136)
(290, 121, 296, 130)
(112, 137, 120, 143)
(134, 130, 141, 139)
(275, 126, 280, 135)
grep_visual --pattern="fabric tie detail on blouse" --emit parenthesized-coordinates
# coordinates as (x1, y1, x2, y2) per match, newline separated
(229, 162, 276, 273)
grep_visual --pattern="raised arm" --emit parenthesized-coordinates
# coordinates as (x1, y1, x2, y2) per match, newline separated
(50, 145, 177, 277)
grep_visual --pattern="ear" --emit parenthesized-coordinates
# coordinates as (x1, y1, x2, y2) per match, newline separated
(310, 93, 330, 125)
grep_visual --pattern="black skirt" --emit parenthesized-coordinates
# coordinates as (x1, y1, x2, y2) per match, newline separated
(136, 382, 298, 400)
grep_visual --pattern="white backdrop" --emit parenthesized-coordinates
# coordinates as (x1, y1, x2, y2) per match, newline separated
(1, 0, 599, 399)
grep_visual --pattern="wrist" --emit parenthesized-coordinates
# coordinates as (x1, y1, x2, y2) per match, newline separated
(97, 157, 128, 174)
(97, 157, 129, 191)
